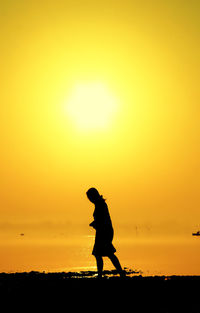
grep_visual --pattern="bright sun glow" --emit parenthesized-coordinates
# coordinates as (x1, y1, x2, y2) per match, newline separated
(66, 82, 119, 131)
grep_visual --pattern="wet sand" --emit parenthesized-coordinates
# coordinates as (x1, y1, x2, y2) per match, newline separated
(0, 271, 199, 312)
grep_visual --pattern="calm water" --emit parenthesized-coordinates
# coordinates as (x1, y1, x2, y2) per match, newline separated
(1, 235, 199, 275)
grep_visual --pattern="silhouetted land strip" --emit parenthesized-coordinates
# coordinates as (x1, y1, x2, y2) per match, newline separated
(0, 271, 200, 312)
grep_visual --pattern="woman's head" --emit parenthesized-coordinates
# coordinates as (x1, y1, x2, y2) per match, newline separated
(86, 187, 104, 204)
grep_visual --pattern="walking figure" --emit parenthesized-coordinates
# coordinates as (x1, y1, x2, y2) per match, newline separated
(86, 187, 125, 278)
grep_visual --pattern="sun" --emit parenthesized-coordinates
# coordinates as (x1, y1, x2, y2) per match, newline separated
(66, 82, 119, 131)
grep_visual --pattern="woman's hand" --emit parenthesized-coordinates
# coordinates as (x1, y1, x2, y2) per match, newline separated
(89, 221, 96, 229)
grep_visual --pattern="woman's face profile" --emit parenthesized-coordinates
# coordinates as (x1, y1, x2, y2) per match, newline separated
(86, 193, 96, 204)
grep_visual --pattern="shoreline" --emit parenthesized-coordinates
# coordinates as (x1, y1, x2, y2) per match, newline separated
(0, 269, 200, 277)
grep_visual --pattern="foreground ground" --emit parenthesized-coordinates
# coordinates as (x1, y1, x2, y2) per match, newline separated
(0, 271, 199, 312)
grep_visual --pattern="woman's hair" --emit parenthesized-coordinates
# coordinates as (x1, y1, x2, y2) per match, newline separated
(86, 187, 105, 203)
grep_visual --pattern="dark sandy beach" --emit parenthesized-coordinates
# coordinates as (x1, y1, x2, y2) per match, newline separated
(0, 270, 199, 312)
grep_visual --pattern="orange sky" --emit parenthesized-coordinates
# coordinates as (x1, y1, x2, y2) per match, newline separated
(0, 0, 199, 273)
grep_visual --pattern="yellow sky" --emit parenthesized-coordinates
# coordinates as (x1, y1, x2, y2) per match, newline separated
(0, 0, 200, 272)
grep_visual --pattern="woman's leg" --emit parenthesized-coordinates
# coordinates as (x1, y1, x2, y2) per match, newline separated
(108, 254, 125, 277)
(95, 256, 103, 278)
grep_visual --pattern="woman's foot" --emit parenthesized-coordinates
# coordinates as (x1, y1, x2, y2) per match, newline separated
(97, 272, 103, 279)
(120, 270, 126, 278)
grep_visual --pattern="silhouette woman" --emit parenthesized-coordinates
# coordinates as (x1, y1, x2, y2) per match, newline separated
(86, 187, 125, 278)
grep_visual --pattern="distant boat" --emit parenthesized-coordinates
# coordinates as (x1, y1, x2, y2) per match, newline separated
(192, 231, 200, 236)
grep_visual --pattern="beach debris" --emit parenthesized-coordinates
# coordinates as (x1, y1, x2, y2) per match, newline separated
(70, 268, 142, 278)
(192, 231, 200, 236)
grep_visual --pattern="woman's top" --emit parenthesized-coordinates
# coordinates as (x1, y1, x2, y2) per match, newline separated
(91, 198, 116, 256)
(93, 198, 113, 235)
